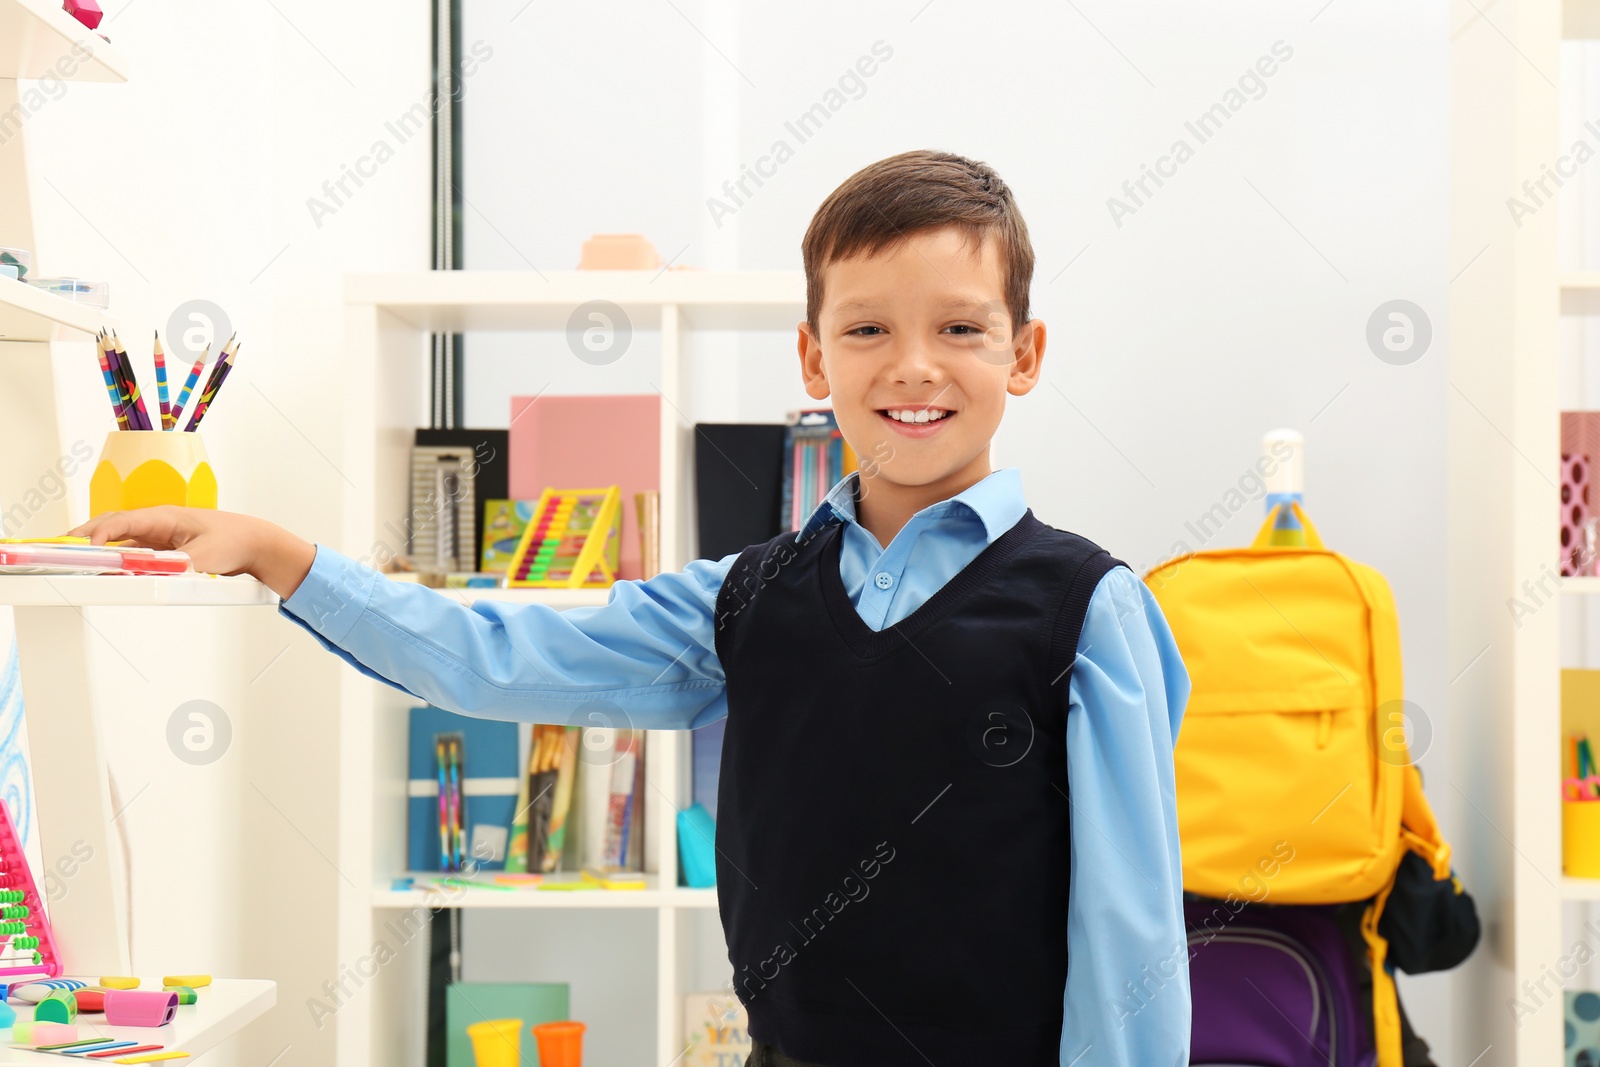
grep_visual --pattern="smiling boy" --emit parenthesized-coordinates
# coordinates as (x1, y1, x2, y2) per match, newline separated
(73, 150, 1190, 1067)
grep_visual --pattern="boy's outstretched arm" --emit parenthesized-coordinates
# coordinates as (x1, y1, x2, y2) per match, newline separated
(1061, 567, 1190, 1067)
(71, 507, 733, 730)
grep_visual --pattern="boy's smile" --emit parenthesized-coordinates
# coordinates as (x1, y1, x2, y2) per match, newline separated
(798, 225, 1045, 546)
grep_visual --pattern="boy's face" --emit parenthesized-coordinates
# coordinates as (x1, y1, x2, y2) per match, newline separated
(798, 226, 1045, 499)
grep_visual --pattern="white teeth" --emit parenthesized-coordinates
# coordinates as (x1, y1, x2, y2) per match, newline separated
(886, 408, 948, 423)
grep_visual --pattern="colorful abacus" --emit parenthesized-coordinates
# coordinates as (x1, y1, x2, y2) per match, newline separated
(0, 798, 61, 980)
(505, 487, 622, 589)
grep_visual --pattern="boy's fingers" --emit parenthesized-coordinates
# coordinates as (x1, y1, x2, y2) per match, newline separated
(67, 509, 172, 548)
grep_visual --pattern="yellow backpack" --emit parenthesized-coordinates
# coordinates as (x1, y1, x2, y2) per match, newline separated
(1145, 502, 1452, 1067)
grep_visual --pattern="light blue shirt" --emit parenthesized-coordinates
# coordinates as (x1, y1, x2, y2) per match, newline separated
(279, 466, 1191, 1067)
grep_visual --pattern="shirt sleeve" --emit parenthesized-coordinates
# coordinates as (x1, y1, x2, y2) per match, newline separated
(278, 543, 734, 730)
(1060, 566, 1191, 1067)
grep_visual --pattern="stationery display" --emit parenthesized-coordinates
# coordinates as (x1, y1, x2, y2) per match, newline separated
(780, 410, 857, 533)
(682, 992, 751, 1067)
(94, 331, 240, 434)
(505, 725, 579, 874)
(414, 428, 509, 571)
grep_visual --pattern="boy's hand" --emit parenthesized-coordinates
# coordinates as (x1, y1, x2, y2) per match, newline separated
(67, 506, 317, 598)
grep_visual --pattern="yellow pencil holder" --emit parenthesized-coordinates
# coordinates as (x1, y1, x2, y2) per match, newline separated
(88, 431, 218, 517)
(1565, 800, 1600, 878)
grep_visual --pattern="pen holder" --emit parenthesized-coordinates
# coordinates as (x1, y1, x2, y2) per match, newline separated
(88, 431, 217, 517)
(1565, 800, 1600, 877)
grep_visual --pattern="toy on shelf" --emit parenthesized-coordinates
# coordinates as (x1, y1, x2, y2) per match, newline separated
(63, 0, 104, 30)
(505, 488, 621, 589)
(0, 799, 62, 981)
(532, 1020, 586, 1067)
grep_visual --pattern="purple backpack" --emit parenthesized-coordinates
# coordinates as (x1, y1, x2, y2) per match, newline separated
(1186, 899, 1376, 1067)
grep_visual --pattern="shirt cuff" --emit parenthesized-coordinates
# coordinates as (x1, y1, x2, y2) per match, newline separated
(278, 544, 380, 646)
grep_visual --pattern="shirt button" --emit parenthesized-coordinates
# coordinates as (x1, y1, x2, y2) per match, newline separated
(874, 571, 894, 590)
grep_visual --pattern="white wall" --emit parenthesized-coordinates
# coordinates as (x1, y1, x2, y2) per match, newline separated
(12, 0, 431, 1063)
(460, 0, 1460, 1059)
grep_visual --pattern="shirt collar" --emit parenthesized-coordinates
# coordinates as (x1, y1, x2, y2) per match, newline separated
(798, 467, 1027, 545)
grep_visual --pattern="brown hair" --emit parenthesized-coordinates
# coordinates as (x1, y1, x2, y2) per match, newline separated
(801, 150, 1035, 331)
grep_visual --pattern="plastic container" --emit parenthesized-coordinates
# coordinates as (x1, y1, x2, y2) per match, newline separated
(0, 246, 31, 280)
(1566, 800, 1600, 877)
(26, 277, 108, 309)
(464, 1018, 522, 1067)
(531, 1020, 586, 1067)
(89, 430, 217, 516)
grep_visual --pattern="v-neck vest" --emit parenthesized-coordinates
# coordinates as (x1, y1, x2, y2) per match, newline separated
(712, 512, 1121, 1066)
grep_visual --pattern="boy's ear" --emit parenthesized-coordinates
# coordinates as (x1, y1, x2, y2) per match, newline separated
(1006, 319, 1046, 397)
(797, 321, 832, 401)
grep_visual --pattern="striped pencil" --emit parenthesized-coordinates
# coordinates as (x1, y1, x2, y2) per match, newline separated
(183, 343, 238, 431)
(104, 330, 143, 430)
(153, 330, 171, 429)
(95, 331, 131, 430)
(111, 331, 153, 430)
(169, 336, 222, 428)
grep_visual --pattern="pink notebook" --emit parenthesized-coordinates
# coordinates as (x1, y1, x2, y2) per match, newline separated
(508, 395, 660, 581)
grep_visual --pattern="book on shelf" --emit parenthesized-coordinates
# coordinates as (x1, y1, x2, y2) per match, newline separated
(682, 991, 752, 1067)
(694, 422, 787, 560)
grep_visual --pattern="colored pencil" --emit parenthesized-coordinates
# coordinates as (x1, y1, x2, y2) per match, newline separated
(111, 332, 152, 430)
(95, 331, 131, 430)
(169, 334, 224, 428)
(153, 330, 171, 429)
(105, 332, 143, 430)
(436, 739, 450, 871)
(183, 343, 237, 431)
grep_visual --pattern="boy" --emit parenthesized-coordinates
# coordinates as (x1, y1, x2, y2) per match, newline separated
(72, 150, 1190, 1066)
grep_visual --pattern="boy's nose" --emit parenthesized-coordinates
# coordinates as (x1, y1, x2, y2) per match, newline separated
(887, 340, 943, 386)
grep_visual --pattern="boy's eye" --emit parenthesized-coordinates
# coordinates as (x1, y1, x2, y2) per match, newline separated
(848, 326, 885, 336)
(944, 324, 981, 336)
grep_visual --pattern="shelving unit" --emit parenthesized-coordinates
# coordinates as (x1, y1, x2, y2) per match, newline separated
(339, 269, 805, 1067)
(0, 11, 278, 1059)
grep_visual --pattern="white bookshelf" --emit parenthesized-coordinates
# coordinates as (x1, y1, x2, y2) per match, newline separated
(0, 575, 274, 606)
(339, 269, 805, 1067)
(0, 275, 114, 342)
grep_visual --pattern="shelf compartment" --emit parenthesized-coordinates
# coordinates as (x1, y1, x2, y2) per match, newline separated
(0, 276, 114, 342)
(0, 0, 128, 82)
(372, 874, 718, 910)
(345, 270, 805, 332)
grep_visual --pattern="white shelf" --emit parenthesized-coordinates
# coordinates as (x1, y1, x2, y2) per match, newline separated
(0, 277, 113, 342)
(1564, 577, 1600, 594)
(0, 575, 276, 607)
(1564, 876, 1600, 900)
(0, 978, 273, 1064)
(0, 0, 128, 82)
(390, 579, 612, 609)
(345, 270, 805, 332)
(373, 875, 717, 910)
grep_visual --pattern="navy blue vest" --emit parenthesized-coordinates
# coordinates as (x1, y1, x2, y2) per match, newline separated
(712, 511, 1121, 1066)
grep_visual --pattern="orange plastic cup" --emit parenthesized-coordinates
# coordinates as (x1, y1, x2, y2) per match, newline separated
(466, 1018, 523, 1067)
(531, 1020, 586, 1067)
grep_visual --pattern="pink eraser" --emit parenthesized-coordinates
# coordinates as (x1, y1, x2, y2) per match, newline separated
(102, 989, 177, 1027)
(62, 0, 103, 30)
(14, 1020, 75, 1044)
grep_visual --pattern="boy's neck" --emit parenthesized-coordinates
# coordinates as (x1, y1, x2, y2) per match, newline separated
(853, 453, 993, 548)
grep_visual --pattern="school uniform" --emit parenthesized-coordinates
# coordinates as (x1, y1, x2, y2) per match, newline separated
(280, 467, 1191, 1066)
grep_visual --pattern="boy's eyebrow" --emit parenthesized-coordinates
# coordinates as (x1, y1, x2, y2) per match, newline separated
(829, 294, 998, 317)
